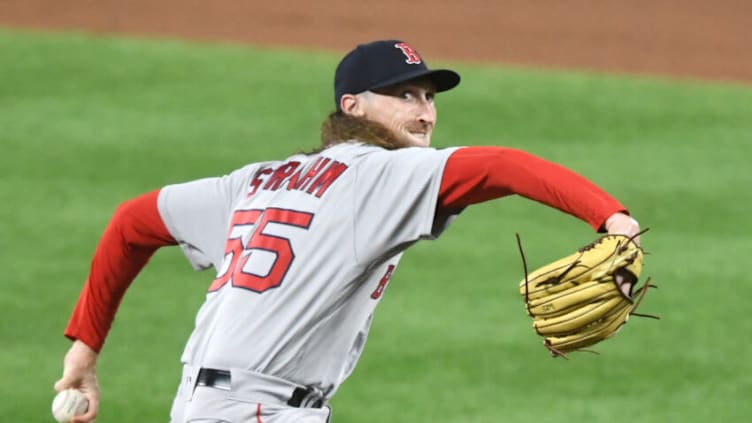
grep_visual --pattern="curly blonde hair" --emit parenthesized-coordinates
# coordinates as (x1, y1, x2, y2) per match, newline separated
(318, 110, 403, 152)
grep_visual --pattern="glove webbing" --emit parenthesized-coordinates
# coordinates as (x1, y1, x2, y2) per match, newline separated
(515, 232, 658, 358)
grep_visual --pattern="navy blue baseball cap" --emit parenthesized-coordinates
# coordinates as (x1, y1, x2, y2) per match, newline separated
(334, 40, 461, 109)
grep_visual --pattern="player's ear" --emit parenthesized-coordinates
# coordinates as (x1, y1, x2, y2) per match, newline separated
(340, 93, 366, 118)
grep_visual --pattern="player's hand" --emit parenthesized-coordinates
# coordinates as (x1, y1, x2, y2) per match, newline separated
(604, 212, 641, 245)
(604, 212, 642, 296)
(55, 340, 100, 423)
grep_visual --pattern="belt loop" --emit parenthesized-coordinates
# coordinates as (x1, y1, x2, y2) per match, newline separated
(287, 386, 325, 408)
(183, 365, 201, 400)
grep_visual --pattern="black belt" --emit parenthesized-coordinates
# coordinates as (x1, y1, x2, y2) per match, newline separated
(196, 368, 324, 408)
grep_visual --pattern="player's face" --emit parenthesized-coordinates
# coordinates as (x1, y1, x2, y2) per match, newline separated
(361, 79, 438, 148)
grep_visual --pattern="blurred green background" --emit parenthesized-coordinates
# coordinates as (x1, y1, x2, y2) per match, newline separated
(1, 28, 751, 422)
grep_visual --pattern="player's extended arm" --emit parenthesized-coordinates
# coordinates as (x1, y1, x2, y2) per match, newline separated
(438, 146, 640, 238)
(55, 190, 176, 423)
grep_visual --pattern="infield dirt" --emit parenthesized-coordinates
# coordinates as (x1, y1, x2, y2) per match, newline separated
(1, 0, 750, 84)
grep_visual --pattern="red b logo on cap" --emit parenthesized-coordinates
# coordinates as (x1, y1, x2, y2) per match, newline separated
(394, 42, 422, 64)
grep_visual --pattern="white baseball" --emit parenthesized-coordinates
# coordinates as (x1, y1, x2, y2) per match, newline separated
(51, 389, 89, 422)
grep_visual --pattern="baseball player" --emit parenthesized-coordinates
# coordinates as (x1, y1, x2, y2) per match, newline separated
(55, 39, 641, 423)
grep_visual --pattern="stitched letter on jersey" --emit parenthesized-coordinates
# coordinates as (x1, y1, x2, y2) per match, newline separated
(248, 158, 348, 198)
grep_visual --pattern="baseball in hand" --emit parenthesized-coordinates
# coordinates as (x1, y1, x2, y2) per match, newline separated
(51, 389, 89, 422)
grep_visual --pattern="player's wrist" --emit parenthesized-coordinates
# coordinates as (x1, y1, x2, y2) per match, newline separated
(66, 340, 99, 368)
(604, 212, 639, 232)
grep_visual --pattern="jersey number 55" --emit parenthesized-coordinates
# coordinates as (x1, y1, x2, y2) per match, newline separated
(209, 208, 314, 293)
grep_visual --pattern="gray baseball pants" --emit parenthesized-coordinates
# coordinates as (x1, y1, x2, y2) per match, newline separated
(169, 365, 332, 423)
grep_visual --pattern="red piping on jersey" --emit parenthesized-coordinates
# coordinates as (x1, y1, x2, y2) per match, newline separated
(438, 146, 627, 231)
(256, 403, 263, 423)
(64, 190, 177, 352)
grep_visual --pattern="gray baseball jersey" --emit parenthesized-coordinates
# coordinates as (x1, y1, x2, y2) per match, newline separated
(158, 142, 460, 397)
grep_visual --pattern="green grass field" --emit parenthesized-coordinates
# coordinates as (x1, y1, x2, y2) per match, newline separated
(2, 28, 751, 422)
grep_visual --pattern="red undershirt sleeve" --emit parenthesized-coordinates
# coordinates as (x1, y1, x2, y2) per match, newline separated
(438, 146, 627, 231)
(64, 189, 177, 353)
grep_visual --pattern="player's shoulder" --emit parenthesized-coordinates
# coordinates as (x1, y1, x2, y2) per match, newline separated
(232, 153, 310, 174)
(230, 160, 277, 177)
(323, 142, 459, 163)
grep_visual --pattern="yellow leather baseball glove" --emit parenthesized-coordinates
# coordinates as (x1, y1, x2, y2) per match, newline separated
(517, 234, 657, 358)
